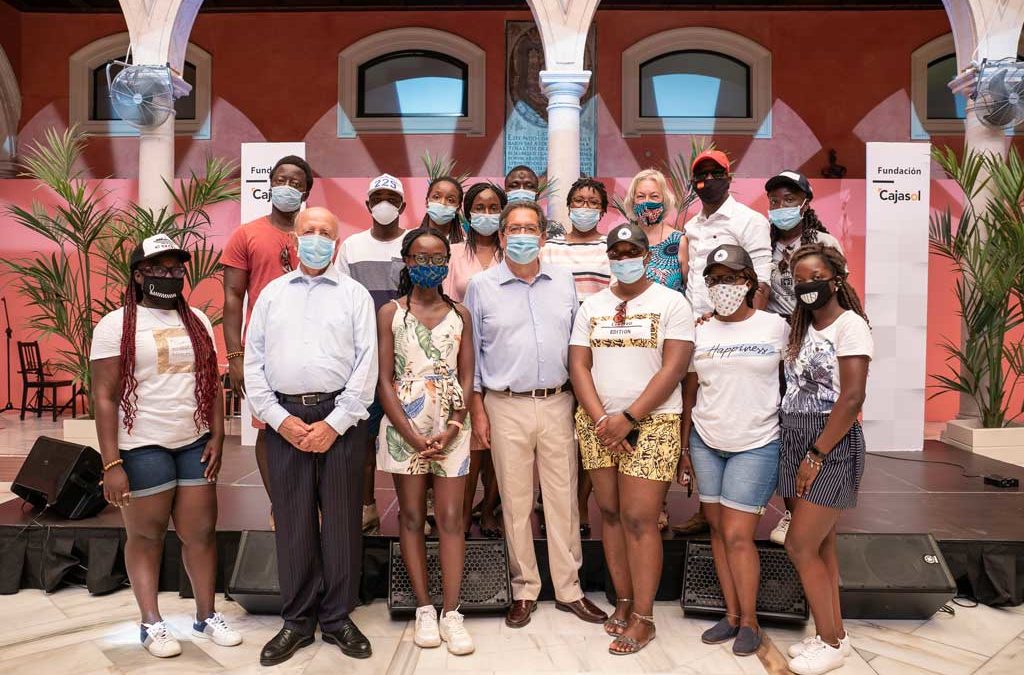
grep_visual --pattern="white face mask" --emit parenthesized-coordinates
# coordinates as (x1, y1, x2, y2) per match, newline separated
(708, 282, 749, 316)
(370, 200, 400, 225)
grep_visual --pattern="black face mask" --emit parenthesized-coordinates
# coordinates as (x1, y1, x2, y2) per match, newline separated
(794, 279, 835, 310)
(694, 177, 730, 205)
(142, 276, 184, 310)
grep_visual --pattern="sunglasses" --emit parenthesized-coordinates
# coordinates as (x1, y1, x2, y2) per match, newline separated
(614, 300, 627, 326)
(140, 265, 187, 279)
(693, 169, 728, 182)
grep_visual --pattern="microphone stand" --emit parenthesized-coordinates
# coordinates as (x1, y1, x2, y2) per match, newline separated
(1, 296, 13, 412)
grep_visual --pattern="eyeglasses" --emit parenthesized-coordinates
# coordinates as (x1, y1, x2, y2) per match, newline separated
(570, 195, 603, 209)
(614, 301, 627, 326)
(280, 246, 293, 273)
(693, 169, 728, 182)
(409, 253, 449, 266)
(140, 265, 187, 279)
(506, 225, 542, 236)
(705, 274, 747, 287)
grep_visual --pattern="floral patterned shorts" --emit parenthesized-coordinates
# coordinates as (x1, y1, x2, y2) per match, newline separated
(575, 408, 681, 482)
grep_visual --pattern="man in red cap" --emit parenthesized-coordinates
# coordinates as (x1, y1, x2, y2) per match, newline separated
(673, 150, 771, 537)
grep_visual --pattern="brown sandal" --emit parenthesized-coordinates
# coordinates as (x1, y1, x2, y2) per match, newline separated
(609, 612, 656, 655)
(603, 598, 632, 636)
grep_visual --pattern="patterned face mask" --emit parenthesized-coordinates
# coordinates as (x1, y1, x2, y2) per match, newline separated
(408, 264, 449, 288)
(708, 282, 749, 316)
(633, 201, 665, 226)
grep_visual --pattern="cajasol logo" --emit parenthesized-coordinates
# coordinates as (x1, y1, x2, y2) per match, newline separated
(875, 187, 922, 203)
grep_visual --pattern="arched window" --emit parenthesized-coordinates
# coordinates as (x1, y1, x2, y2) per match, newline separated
(623, 27, 771, 138)
(338, 28, 485, 137)
(69, 33, 211, 138)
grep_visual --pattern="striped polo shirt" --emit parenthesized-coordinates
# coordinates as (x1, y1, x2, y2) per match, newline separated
(334, 229, 405, 311)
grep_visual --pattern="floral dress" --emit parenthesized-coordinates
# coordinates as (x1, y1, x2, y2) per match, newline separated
(376, 302, 471, 477)
(645, 230, 685, 292)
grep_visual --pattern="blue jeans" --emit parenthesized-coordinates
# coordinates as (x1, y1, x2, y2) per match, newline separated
(120, 434, 212, 498)
(689, 429, 779, 515)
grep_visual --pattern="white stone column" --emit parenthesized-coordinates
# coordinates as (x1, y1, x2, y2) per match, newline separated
(117, 0, 202, 210)
(541, 70, 590, 225)
(0, 46, 20, 178)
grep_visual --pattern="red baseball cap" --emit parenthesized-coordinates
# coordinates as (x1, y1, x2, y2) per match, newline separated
(691, 150, 731, 173)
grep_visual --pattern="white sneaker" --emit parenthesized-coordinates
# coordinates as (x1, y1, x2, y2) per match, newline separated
(788, 632, 851, 658)
(414, 605, 441, 648)
(770, 510, 792, 545)
(141, 621, 182, 658)
(192, 611, 243, 647)
(789, 636, 846, 675)
(440, 609, 475, 655)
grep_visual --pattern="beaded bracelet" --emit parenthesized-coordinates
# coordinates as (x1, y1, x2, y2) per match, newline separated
(226, 351, 245, 360)
(103, 458, 124, 472)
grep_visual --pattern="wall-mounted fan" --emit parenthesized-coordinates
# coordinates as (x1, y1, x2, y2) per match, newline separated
(105, 61, 182, 129)
(972, 59, 1024, 129)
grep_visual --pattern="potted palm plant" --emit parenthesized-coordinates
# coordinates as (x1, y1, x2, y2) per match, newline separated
(3, 127, 238, 445)
(930, 146, 1024, 464)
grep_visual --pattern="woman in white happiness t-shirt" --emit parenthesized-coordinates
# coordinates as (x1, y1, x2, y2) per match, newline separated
(679, 244, 789, 657)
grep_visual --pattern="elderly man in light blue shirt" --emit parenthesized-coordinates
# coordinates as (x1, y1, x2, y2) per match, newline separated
(244, 207, 377, 667)
(465, 201, 607, 629)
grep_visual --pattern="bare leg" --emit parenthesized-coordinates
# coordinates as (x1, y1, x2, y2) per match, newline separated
(394, 473, 431, 607)
(785, 499, 843, 645)
(480, 451, 501, 533)
(612, 474, 670, 652)
(463, 451, 484, 533)
(589, 467, 630, 629)
(171, 484, 219, 621)
(578, 465, 593, 529)
(704, 502, 740, 626)
(433, 475, 467, 612)
(720, 507, 763, 630)
(122, 489, 176, 624)
(820, 526, 845, 638)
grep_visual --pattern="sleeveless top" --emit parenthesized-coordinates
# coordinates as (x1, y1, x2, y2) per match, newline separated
(645, 230, 685, 292)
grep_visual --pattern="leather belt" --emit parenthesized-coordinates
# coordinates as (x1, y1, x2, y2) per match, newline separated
(498, 383, 571, 399)
(275, 389, 344, 406)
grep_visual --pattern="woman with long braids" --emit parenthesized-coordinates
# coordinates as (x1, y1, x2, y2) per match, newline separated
(376, 228, 476, 655)
(444, 182, 506, 538)
(91, 234, 242, 658)
(421, 176, 466, 243)
(778, 244, 871, 675)
(763, 170, 845, 547)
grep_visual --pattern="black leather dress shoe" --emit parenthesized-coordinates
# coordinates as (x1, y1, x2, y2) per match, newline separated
(260, 627, 315, 667)
(322, 619, 372, 659)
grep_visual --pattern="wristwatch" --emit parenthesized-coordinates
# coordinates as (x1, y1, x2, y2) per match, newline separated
(808, 444, 826, 461)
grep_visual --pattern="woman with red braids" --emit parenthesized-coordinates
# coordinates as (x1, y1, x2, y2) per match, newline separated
(91, 234, 242, 659)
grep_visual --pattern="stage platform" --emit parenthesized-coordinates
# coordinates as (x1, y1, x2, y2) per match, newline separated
(1, 437, 1022, 608)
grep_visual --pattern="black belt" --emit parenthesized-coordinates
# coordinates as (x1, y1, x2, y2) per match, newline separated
(497, 383, 571, 399)
(276, 389, 344, 406)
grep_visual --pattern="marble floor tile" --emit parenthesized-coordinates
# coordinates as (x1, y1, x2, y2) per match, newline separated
(0, 639, 117, 675)
(103, 640, 226, 674)
(844, 621, 987, 675)
(305, 636, 402, 674)
(868, 655, 946, 674)
(973, 635, 1024, 675)
(911, 603, 1024, 656)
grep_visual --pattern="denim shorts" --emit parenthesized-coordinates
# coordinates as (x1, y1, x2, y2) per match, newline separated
(120, 434, 213, 498)
(689, 430, 780, 515)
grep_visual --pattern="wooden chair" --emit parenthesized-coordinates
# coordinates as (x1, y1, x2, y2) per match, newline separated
(18, 341, 78, 421)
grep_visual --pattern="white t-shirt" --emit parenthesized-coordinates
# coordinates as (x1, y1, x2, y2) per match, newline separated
(766, 231, 845, 316)
(571, 283, 695, 416)
(783, 311, 873, 414)
(91, 306, 216, 450)
(691, 310, 789, 451)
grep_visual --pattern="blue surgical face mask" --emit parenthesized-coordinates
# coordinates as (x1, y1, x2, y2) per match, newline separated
(271, 185, 303, 213)
(569, 208, 601, 232)
(297, 233, 335, 270)
(505, 234, 541, 264)
(470, 213, 500, 236)
(768, 203, 805, 231)
(408, 264, 449, 288)
(426, 201, 458, 225)
(609, 256, 646, 284)
(507, 189, 536, 203)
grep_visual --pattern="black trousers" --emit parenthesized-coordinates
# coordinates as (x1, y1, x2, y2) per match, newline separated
(265, 398, 364, 634)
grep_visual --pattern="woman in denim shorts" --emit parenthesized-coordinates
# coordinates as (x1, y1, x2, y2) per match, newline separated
(91, 235, 241, 659)
(677, 245, 789, 656)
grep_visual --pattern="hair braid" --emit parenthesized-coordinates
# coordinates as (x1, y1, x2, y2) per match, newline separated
(397, 227, 462, 328)
(118, 282, 140, 433)
(463, 182, 507, 257)
(175, 295, 220, 431)
(785, 243, 869, 360)
(420, 176, 465, 243)
(770, 202, 831, 249)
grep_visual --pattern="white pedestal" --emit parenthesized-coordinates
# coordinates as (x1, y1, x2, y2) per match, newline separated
(940, 418, 1024, 467)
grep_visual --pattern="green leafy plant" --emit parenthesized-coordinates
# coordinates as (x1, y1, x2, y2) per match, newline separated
(421, 149, 470, 186)
(2, 127, 239, 412)
(929, 146, 1024, 428)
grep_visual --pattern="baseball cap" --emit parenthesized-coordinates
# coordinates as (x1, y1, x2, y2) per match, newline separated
(606, 222, 649, 252)
(765, 170, 813, 199)
(704, 244, 753, 274)
(691, 150, 731, 174)
(130, 234, 190, 270)
(367, 174, 404, 197)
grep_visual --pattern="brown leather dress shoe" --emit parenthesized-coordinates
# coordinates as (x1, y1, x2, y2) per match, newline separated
(555, 596, 608, 624)
(671, 508, 710, 536)
(505, 599, 537, 628)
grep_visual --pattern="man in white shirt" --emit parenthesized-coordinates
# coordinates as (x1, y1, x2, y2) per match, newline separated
(684, 150, 772, 316)
(245, 207, 378, 666)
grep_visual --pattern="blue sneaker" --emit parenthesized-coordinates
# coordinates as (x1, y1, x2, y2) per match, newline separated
(701, 617, 740, 645)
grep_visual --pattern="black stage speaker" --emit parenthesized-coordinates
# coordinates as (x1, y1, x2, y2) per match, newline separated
(228, 531, 281, 614)
(682, 540, 808, 622)
(12, 436, 105, 520)
(837, 533, 955, 619)
(388, 539, 512, 616)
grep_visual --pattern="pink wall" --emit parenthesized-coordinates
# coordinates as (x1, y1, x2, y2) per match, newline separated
(0, 175, 966, 422)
